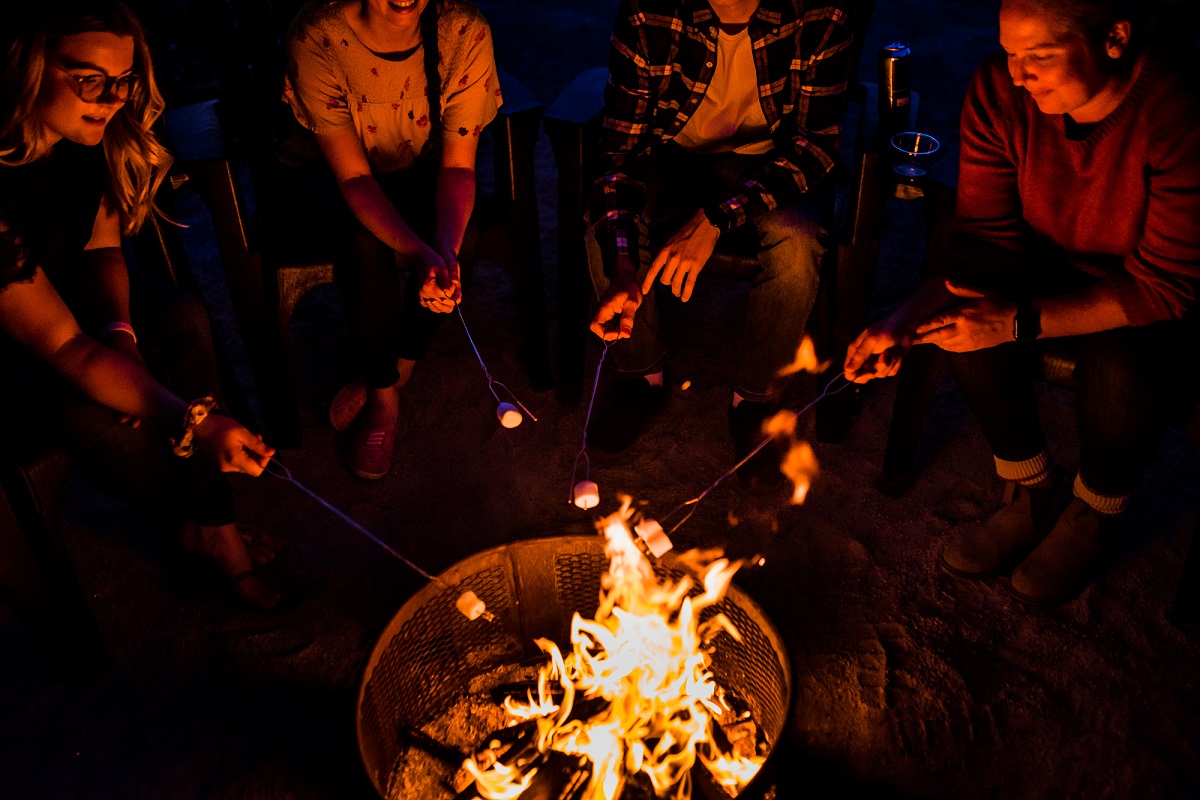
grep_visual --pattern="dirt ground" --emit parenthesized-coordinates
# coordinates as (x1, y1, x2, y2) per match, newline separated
(2, 2, 1198, 799)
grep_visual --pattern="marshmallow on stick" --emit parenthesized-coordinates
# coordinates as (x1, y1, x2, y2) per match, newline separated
(573, 480, 600, 510)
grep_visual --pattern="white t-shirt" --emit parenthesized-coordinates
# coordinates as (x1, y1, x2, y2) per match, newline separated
(673, 27, 772, 155)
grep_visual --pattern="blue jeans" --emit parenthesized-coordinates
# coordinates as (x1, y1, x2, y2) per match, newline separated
(586, 145, 829, 401)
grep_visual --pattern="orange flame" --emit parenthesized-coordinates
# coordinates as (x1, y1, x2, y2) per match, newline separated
(776, 335, 829, 377)
(761, 410, 797, 438)
(781, 441, 818, 505)
(466, 498, 763, 799)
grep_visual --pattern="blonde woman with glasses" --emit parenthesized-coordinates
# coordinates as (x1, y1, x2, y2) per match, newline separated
(0, 1, 285, 609)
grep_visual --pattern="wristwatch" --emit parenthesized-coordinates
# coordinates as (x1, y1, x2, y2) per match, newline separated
(1013, 303, 1041, 341)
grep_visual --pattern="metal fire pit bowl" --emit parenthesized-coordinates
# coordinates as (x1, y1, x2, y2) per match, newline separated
(357, 536, 792, 799)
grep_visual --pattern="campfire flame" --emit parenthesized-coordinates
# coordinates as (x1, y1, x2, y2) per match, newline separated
(776, 335, 828, 378)
(781, 441, 818, 505)
(759, 410, 819, 505)
(466, 498, 764, 799)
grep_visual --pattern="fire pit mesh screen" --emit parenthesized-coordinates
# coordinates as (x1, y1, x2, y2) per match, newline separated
(357, 536, 792, 799)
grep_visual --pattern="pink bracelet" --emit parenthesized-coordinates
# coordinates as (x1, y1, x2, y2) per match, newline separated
(100, 321, 137, 344)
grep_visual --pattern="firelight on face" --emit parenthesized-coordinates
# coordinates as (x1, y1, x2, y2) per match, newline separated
(36, 31, 136, 148)
(998, 2, 1114, 120)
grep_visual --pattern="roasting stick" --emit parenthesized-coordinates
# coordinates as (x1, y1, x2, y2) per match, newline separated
(568, 340, 613, 509)
(262, 458, 495, 621)
(658, 372, 854, 535)
(455, 304, 537, 428)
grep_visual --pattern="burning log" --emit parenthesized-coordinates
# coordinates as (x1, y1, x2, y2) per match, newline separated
(463, 500, 766, 800)
(358, 534, 791, 800)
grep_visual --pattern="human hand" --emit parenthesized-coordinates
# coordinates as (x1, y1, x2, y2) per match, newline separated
(843, 316, 912, 383)
(642, 210, 719, 302)
(419, 248, 460, 313)
(105, 329, 146, 426)
(590, 257, 643, 341)
(194, 414, 276, 475)
(912, 280, 1017, 352)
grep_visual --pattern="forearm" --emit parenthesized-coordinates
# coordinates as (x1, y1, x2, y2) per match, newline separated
(338, 175, 431, 258)
(434, 167, 475, 257)
(1033, 283, 1131, 339)
(51, 332, 185, 426)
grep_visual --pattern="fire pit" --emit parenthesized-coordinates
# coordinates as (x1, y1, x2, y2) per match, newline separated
(357, 535, 792, 799)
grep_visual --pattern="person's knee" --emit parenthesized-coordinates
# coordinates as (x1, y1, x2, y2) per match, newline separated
(756, 205, 828, 282)
(1074, 329, 1157, 394)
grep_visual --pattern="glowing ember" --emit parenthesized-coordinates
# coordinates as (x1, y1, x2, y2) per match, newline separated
(465, 498, 764, 799)
(776, 335, 828, 377)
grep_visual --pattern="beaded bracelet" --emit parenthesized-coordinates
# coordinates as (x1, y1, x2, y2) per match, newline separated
(170, 396, 217, 458)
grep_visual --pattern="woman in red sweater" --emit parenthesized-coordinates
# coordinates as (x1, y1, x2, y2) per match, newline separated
(844, 0, 1200, 604)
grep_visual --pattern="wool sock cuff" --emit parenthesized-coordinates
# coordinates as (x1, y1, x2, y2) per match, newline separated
(994, 452, 1052, 486)
(1073, 474, 1128, 515)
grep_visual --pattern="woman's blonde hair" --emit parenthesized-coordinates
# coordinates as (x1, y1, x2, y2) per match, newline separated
(0, 1, 172, 236)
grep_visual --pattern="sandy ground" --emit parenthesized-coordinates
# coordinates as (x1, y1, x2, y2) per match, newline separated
(2, 1, 1199, 799)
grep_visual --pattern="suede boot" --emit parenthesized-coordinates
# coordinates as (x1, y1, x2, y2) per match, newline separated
(1010, 497, 1112, 605)
(939, 472, 1065, 578)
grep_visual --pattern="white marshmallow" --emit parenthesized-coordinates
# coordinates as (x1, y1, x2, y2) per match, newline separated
(496, 403, 523, 428)
(456, 590, 488, 620)
(634, 517, 673, 557)
(573, 480, 600, 509)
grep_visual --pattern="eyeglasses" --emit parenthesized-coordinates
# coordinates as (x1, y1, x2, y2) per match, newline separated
(62, 70, 140, 103)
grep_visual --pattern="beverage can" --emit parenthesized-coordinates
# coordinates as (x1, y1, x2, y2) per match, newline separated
(878, 41, 911, 131)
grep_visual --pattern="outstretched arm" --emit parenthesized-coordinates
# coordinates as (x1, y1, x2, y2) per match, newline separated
(0, 268, 273, 474)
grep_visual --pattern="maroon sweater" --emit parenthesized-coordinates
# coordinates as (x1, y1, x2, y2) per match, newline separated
(955, 50, 1200, 325)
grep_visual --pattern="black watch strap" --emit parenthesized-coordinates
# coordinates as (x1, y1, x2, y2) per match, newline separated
(1013, 303, 1041, 341)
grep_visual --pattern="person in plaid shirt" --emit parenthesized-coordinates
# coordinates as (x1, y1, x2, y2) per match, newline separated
(584, 0, 854, 487)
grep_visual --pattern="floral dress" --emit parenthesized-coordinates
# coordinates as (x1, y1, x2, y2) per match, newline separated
(284, 0, 502, 174)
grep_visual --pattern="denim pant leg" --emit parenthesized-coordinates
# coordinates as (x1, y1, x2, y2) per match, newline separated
(735, 200, 828, 400)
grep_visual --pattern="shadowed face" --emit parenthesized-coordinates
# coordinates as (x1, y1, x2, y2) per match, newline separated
(998, 2, 1114, 120)
(36, 31, 136, 148)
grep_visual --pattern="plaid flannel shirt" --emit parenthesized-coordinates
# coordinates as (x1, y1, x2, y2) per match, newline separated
(588, 0, 853, 269)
